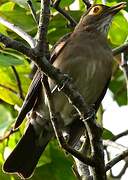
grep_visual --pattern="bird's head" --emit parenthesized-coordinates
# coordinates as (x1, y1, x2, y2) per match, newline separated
(76, 2, 127, 35)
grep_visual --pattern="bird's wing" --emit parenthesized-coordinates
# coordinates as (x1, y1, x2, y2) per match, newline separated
(14, 69, 42, 129)
(14, 33, 72, 129)
(50, 33, 71, 63)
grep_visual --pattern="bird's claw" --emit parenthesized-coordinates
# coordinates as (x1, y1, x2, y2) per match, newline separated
(82, 105, 96, 122)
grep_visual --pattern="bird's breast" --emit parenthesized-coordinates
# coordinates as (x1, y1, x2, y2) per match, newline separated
(50, 33, 113, 125)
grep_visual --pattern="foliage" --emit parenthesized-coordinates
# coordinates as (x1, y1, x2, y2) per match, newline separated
(0, 0, 128, 179)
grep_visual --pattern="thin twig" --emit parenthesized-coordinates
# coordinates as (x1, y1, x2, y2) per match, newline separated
(0, 128, 18, 142)
(51, 0, 77, 28)
(104, 140, 127, 151)
(106, 149, 128, 171)
(0, 17, 36, 48)
(113, 42, 128, 56)
(111, 129, 128, 141)
(27, 0, 39, 24)
(11, 66, 24, 100)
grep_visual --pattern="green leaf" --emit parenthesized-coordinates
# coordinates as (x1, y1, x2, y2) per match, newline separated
(11, 0, 28, 9)
(0, 24, 8, 36)
(0, 165, 14, 180)
(30, 140, 76, 180)
(109, 12, 128, 45)
(1, 7, 36, 33)
(0, 86, 22, 105)
(0, 2, 15, 11)
(12, 0, 40, 10)
(0, 63, 31, 105)
(109, 68, 127, 105)
(0, 54, 24, 67)
(60, 0, 75, 8)
(102, 128, 114, 140)
(48, 10, 81, 44)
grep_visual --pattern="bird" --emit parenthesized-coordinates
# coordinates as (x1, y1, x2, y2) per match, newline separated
(3, 2, 126, 179)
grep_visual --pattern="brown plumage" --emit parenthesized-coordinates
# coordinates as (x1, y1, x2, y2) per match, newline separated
(3, 2, 126, 179)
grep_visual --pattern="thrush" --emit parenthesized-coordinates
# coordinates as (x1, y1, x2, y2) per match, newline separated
(3, 2, 126, 179)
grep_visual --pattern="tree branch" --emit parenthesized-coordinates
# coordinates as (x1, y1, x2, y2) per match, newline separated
(111, 129, 128, 141)
(106, 149, 128, 171)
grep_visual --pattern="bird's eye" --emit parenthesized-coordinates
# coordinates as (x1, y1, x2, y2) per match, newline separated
(89, 6, 103, 15)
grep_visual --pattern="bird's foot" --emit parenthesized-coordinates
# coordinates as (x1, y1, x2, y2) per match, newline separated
(82, 104, 96, 122)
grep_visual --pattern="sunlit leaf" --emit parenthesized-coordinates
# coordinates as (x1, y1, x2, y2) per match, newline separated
(102, 128, 114, 139)
(0, 2, 15, 11)
(60, 0, 75, 7)
(109, 13, 128, 45)
(31, 140, 76, 180)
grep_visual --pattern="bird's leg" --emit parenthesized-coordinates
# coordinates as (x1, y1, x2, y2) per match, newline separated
(51, 0, 77, 28)
(82, 104, 96, 122)
(43, 72, 94, 169)
(50, 112, 95, 167)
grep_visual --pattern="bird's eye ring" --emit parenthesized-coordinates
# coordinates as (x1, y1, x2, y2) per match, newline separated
(89, 6, 103, 16)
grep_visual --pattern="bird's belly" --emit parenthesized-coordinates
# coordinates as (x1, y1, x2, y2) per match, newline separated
(52, 58, 112, 125)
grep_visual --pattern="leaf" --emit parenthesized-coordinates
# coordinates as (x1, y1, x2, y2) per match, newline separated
(0, 24, 8, 36)
(109, 68, 127, 105)
(48, 10, 81, 44)
(12, 0, 40, 10)
(0, 86, 22, 105)
(102, 128, 114, 140)
(0, 61, 31, 105)
(31, 140, 76, 180)
(0, 2, 15, 11)
(1, 7, 36, 33)
(11, 0, 28, 9)
(109, 12, 128, 45)
(0, 54, 24, 67)
(0, 165, 13, 180)
(60, 0, 75, 8)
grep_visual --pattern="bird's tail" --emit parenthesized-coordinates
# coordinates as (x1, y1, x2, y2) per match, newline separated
(3, 119, 53, 179)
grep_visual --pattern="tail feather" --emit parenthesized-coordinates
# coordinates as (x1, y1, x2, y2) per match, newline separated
(3, 123, 52, 179)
